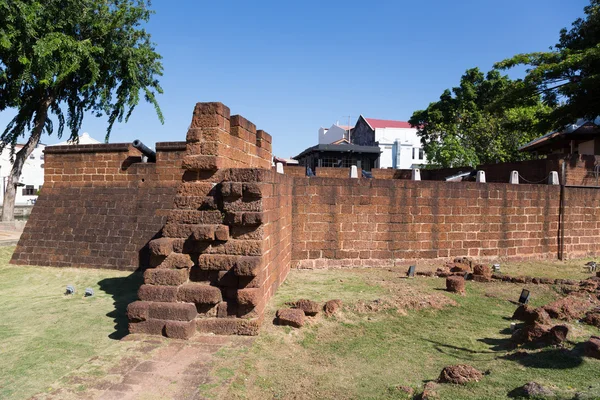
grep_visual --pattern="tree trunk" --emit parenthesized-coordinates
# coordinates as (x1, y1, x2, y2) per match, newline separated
(1, 98, 52, 222)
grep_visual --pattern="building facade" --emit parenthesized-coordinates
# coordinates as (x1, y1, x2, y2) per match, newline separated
(0, 132, 100, 206)
(351, 115, 427, 169)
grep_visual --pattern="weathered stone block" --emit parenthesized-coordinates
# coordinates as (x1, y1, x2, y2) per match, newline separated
(148, 302, 197, 321)
(191, 225, 216, 241)
(177, 283, 222, 305)
(237, 288, 261, 306)
(157, 252, 194, 269)
(138, 285, 178, 303)
(215, 225, 230, 241)
(276, 308, 305, 328)
(129, 319, 166, 335)
(144, 268, 189, 286)
(242, 212, 264, 225)
(196, 318, 260, 336)
(148, 238, 177, 257)
(446, 276, 466, 294)
(127, 301, 150, 322)
(242, 183, 262, 199)
(221, 182, 243, 198)
(165, 320, 196, 340)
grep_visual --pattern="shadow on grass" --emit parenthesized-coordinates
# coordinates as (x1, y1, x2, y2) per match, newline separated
(98, 271, 143, 340)
(502, 343, 586, 370)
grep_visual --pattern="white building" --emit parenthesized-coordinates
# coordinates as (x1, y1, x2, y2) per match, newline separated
(0, 132, 100, 206)
(318, 124, 352, 144)
(351, 116, 427, 169)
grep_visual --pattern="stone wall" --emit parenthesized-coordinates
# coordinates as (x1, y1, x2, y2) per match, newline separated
(291, 178, 565, 268)
(126, 103, 291, 338)
(13, 100, 600, 339)
(11, 142, 185, 269)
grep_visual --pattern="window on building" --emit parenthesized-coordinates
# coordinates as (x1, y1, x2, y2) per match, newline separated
(419, 149, 424, 160)
(321, 156, 353, 168)
(29, 155, 35, 159)
(22, 185, 35, 196)
(41, 163, 44, 168)
(412, 148, 416, 159)
(40, 155, 44, 160)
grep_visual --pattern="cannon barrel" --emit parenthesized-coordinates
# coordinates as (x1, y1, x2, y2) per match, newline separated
(132, 139, 156, 162)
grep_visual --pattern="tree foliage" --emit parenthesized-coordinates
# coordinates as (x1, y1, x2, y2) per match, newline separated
(0, 0, 163, 146)
(0, 0, 163, 220)
(495, 0, 600, 128)
(409, 68, 552, 168)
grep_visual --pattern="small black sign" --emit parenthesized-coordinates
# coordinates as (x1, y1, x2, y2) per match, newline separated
(518, 289, 530, 304)
(407, 265, 416, 278)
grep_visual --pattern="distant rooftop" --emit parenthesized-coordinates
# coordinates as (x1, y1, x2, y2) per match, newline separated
(364, 117, 412, 130)
(50, 132, 101, 146)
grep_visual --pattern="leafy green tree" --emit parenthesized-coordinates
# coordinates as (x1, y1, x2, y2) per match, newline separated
(409, 68, 551, 168)
(0, 0, 163, 220)
(495, 0, 600, 129)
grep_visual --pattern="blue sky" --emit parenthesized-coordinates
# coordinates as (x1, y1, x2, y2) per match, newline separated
(0, 0, 590, 158)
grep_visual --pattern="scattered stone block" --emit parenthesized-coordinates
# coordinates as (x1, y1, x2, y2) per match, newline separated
(583, 309, 600, 328)
(584, 336, 600, 359)
(421, 381, 438, 399)
(276, 308, 305, 328)
(288, 299, 321, 316)
(473, 264, 492, 278)
(547, 325, 569, 345)
(323, 299, 343, 316)
(512, 304, 533, 321)
(446, 276, 466, 294)
(472, 275, 492, 283)
(438, 364, 483, 385)
(512, 322, 549, 344)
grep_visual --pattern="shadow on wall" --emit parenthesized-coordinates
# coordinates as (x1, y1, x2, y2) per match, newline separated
(98, 271, 144, 340)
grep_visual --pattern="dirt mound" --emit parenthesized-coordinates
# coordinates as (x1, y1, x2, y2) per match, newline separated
(511, 382, 554, 398)
(543, 294, 598, 320)
(438, 364, 483, 385)
(354, 286, 457, 315)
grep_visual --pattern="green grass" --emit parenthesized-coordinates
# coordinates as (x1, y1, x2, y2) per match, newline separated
(0, 247, 141, 399)
(1, 245, 599, 400)
(214, 268, 600, 400)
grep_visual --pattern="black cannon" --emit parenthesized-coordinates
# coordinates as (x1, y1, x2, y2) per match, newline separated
(132, 139, 156, 162)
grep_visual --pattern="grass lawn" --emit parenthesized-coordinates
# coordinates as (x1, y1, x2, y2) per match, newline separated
(208, 267, 600, 400)
(0, 245, 599, 400)
(0, 246, 142, 399)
